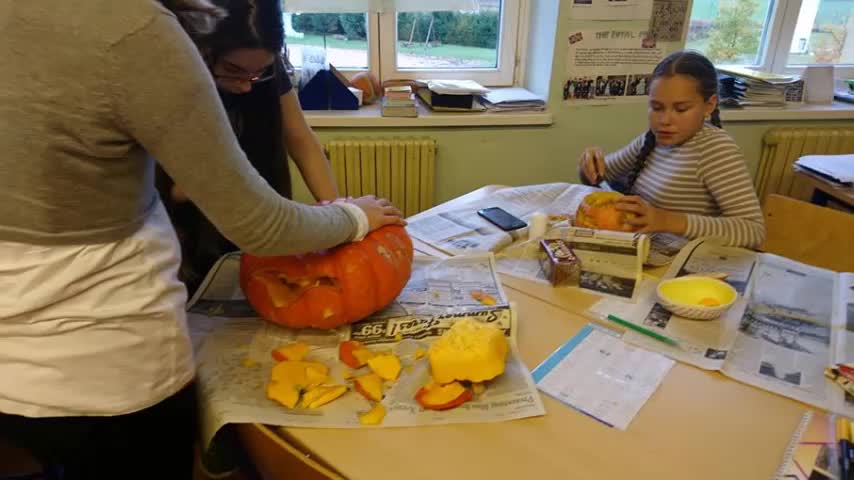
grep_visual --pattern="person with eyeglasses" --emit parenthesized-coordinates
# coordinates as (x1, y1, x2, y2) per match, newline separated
(0, 0, 404, 478)
(157, 0, 348, 296)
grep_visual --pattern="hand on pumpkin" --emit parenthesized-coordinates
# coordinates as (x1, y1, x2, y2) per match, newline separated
(615, 196, 687, 235)
(579, 147, 606, 185)
(348, 195, 406, 230)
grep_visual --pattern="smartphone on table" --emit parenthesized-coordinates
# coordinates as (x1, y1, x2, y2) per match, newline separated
(477, 207, 527, 231)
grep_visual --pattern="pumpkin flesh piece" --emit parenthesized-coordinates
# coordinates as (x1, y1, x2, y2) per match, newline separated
(367, 354, 402, 381)
(271, 342, 309, 362)
(358, 403, 387, 425)
(299, 385, 348, 409)
(415, 381, 473, 411)
(267, 381, 301, 409)
(339, 340, 374, 369)
(353, 373, 384, 401)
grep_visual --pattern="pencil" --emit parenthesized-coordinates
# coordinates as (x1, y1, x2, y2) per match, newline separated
(606, 314, 680, 347)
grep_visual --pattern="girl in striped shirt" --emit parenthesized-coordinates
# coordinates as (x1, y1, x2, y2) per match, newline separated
(579, 51, 766, 248)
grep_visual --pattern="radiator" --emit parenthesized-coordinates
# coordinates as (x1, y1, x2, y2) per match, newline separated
(756, 127, 854, 202)
(325, 138, 436, 217)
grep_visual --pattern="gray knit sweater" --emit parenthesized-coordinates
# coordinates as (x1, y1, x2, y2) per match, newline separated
(0, 0, 356, 253)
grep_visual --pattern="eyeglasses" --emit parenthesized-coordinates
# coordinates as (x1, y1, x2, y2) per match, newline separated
(213, 65, 276, 84)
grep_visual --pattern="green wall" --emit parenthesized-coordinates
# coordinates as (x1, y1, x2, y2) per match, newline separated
(291, 2, 853, 205)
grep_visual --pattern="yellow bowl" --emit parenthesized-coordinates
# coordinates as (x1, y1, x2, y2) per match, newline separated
(656, 277, 737, 320)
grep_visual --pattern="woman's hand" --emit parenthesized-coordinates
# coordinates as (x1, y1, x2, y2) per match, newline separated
(579, 147, 606, 184)
(347, 195, 406, 231)
(615, 196, 687, 235)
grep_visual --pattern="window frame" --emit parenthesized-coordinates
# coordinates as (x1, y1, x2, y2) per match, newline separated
(378, 0, 522, 86)
(688, 0, 854, 78)
(284, 1, 525, 86)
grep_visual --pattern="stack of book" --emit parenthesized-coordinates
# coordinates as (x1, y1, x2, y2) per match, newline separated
(717, 66, 803, 109)
(381, 85, 417, 118)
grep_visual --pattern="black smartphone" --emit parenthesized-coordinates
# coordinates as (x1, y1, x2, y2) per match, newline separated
(477, 207, 527, 231)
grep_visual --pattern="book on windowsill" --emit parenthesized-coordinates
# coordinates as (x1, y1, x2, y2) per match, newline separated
(381, 97, 417, 117)
(384, 85, 413, 101)
(383, 93, 416, 107)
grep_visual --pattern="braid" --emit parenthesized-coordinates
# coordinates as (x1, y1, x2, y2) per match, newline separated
(710, 107, 722, 128)
(625, 130, 656, 194)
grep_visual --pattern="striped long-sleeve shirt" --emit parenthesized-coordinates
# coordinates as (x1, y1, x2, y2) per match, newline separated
(604, 124, 766, 248)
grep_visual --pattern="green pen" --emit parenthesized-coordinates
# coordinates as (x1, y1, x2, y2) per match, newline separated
(606, 314, 680, 348)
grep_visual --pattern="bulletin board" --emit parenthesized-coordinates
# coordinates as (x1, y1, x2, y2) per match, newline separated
(562, 0, 692, 106)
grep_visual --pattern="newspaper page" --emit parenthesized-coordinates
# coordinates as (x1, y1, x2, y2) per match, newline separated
(187, 253, 546, 448)
(496, 230, 686, 286)
(646, 233, 690, 267)
(566, 227, 648, 301)
(494, 226, 650, 302)
(591, 240, 854, 416)
(406, 183, 597, 256)
(591, 239, 758, 370)
(721, 256, 854, 417)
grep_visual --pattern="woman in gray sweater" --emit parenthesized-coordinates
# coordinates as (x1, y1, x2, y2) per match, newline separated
(0, 0, 403, 477)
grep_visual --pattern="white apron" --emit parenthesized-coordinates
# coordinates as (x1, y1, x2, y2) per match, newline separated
(0, 201, 194, 417)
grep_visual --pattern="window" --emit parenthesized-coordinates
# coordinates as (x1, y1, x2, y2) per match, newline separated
(685, 0, 775, 66)
(282, 0, 523, 85)
(787, 0, 854, 66)
(685, 0, 853, 76)
(284, 12, 371, 70)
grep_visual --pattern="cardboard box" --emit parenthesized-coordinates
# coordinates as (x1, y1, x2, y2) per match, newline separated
(539, 239, 581, 287)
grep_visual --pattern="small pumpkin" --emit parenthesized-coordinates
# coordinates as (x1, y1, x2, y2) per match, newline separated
(240, 225, 414, 330)
(574, 191, 637, 232)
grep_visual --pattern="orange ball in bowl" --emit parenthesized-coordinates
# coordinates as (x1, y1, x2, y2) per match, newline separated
(350, 72, 381, 105)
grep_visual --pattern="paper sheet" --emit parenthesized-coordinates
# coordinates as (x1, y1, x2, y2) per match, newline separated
(532, 324, 674, 430)
(563, 27, 669, 105)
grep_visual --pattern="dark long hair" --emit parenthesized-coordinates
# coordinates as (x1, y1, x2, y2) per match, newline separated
(624, 50, 722, 194)
(159, 0, 226, 39)
(157, 0, 290, 294)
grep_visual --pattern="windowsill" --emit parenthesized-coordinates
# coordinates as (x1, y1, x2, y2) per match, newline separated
(304, 103, 553, 128)
(721, 101, 854, 122)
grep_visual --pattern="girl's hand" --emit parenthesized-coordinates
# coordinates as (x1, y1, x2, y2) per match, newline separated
(615, 196, 686, 235)
(579, 147, 606, 184)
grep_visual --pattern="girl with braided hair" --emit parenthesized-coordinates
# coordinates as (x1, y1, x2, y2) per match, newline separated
(579, 50, 765, 249)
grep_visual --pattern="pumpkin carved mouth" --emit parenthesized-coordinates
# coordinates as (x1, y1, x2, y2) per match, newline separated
(255, 272, 339, 307)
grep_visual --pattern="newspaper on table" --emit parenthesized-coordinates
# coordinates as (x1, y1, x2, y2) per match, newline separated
(187, 252, 546, 448)
(590, 239, 854, 417)
(495, 226, 649, 301)
(646, 233, 690, 267)
(407, 183, 599, 256)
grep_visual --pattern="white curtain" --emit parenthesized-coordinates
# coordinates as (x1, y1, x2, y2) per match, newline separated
(283, 0, 481, 13)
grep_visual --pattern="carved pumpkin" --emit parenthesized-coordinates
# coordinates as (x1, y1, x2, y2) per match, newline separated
(240, 225, 414, 330)
(574, 191, 637, 232)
